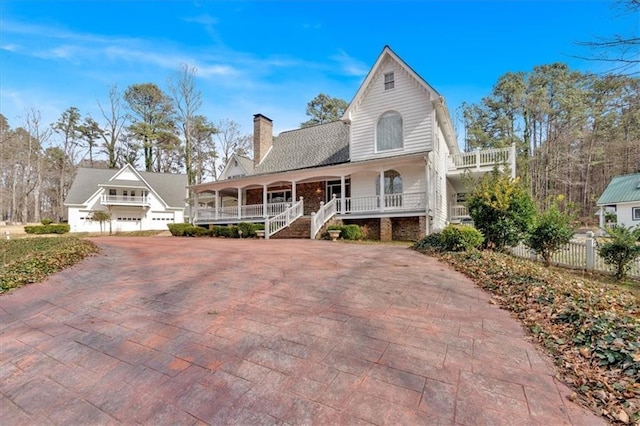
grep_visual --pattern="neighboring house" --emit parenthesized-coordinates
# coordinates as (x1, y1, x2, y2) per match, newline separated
(190, 46, 516, 240)
(596, 172, 640, 228)
(65, 164, 187, 233)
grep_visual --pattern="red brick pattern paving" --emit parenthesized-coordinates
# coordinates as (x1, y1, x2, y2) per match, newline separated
(0, 238, 606, 425)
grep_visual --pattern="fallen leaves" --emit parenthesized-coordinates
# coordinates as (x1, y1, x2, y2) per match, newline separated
(423, 249, 640, 424)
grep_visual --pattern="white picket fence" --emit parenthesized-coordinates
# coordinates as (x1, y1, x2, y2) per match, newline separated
(510, 237, 640, 279)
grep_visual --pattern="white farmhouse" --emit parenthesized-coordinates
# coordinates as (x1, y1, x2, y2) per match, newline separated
(190, 46, 516, 241)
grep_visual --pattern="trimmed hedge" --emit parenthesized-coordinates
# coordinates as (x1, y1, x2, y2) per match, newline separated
(24, 224, 70, 234)
(169, 222, 265, 238)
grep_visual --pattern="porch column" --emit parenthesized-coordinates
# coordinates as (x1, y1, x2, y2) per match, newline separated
(598, 206, 604, 229)
(193, 192, 199, 224)
(379, 170, 385, 212)
(214, 190, 219, 220)
(340, 175, 346, 214)
(424, 159, 430, 235)
(263, 184, 268, 217)
(511, 143, 517, 178)
(292, 181, 297, 203)
(237, 188, 242, 219)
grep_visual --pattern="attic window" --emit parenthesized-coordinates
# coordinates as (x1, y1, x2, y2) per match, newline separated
(384, 72, 395, 90)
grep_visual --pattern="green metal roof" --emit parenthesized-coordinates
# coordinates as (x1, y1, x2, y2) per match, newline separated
(596, 173, 640, 205)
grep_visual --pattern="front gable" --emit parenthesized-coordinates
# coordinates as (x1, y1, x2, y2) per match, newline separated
(220, 154, 252, 180)
(346, 47, 440, 162)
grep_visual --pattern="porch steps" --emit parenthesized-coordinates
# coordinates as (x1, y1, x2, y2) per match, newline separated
(271, 216, 311, 239)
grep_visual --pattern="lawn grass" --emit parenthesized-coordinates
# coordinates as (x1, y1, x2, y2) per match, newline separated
(0, 236, 99, 293)
(414, 247, 639, 424)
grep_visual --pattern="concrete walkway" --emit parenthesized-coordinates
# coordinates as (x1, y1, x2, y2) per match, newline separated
(0, 238, 606, 425)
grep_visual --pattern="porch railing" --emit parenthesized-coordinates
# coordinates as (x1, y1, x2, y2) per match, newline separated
(448, 146, 512, 171)
(310, 195, 337, 239)
(265, 198, 304, 239)
(336, 192, 426, 214)
(101, 195, 149, 205)
(194, 202, 289, 222)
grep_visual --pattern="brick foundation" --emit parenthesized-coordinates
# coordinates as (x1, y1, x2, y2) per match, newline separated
(391, 217, 424, 241)
(343, 216, 425, 241)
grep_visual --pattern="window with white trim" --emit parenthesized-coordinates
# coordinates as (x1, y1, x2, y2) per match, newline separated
(633, 207, 640, 221)
(384, 72, 395, 90)
(376, 111, 403, 151)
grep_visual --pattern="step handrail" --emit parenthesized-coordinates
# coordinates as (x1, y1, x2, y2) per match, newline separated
(265, 197, 304, 239)
(310, 195, 337, 239)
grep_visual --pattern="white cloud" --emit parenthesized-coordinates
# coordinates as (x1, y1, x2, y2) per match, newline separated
(330, 49, 368, 77)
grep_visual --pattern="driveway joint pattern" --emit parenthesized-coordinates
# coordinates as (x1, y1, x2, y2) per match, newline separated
(0, 238, 606, 425)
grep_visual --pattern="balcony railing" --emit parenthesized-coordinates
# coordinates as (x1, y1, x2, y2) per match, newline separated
(450, 205, 469, 219)
(101, 195, 150, 206)
(448, 146, 513, 172)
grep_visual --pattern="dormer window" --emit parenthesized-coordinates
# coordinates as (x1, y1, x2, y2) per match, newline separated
(376, 111, 403, 151)
(384, 72, 395, 90)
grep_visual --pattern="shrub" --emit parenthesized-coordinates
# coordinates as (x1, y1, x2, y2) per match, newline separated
(40, 218, 53, 226)
(440, 224, 484, 252)
(24, 224, 70, 234)
(167, 223, 192, 237)
(237, 222, 264, 238)
(526, 202, 576, 267)
(326, 224, 363, 240)
(597, 225, 640, 280)
(412, 232, 444, 252)
(466, 169, 536, 251)
(211, 225, 239, 238)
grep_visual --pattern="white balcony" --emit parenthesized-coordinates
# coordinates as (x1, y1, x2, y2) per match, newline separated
(101, 195, 150, 206)
(450, 205, 471, 222)
(447, 146, 515, 175)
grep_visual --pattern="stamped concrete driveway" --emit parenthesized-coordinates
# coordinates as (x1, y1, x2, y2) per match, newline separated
(1, 237, 605, 425)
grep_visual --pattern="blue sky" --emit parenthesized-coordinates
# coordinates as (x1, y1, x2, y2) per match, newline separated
(1, 0, 637, 142)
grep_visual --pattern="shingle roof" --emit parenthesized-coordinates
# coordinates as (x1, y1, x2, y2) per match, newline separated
(236, 155, 254, 175)
(253, 120, 349, 175)
(65, 167, 187, 207)
(597, 173, 640, 205)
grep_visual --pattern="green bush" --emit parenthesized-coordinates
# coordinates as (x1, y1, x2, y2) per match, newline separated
(40, 218, 53, 225)
(466, 169, 536, 251)
(211, 226, 239, 238)
(597, 225, 640, 280)
(526, 203, 576, 267)
(326, 224, 363, 240)
(441, 224, 484, 252)
(237, 222, 264, 238)
(24, 224, 70, 234)
(167, 223, 193, 236)
(412, 232, 444, 252)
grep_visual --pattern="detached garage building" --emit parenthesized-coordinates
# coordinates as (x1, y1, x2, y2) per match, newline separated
(64, 164, 187, 233)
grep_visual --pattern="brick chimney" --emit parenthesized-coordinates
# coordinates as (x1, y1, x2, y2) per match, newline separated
(253, 114, 273, 167)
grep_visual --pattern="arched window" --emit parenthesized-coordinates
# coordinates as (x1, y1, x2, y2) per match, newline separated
(376, 111, 403, 151)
